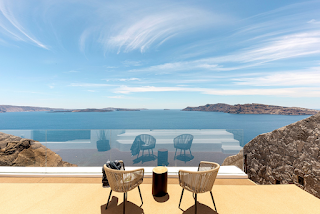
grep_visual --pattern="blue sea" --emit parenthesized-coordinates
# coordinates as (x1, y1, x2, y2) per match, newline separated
(0, 110, 310, 146)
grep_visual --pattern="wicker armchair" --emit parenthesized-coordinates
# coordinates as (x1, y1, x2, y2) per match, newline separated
(174, 134, 194, 160)
(103, 164, 144, 214)
(136, 134, 156, 157)
(178, 161, 220, 214)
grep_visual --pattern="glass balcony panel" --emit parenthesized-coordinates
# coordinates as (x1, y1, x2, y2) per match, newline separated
(0, 129, 243, 168)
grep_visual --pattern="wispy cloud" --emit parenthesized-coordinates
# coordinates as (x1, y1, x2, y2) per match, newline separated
(92, 3, 232, 54)
(0, 1, 48, 49)
(113, 85, 320, 97)
(233, 67, 320, 86)
(48, 84, 55, 89)
(122, 60, 142, 67)
(130, 30, 320, 73)
(308, 19, 320, 24)
(119, 78, 140, 82)
(107, 95, 124, 99)
(69, 83, 113, 87)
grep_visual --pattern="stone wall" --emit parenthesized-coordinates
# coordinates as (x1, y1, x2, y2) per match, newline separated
(243, 113, 320, 198)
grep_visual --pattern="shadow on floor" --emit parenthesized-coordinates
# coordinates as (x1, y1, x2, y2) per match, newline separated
(101, 196, 144, 214)
(175, 154, 194, 163)
(153, 193, 170, 202)
(133, 154, 157, 164)
(183, 202, 218, 214)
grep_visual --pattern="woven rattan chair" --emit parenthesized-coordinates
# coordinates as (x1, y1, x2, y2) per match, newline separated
(178, 161, 220, 214)
(174, 134, 193, 160)
(136, 134, 156, 157)
(103, 164, 144, 214)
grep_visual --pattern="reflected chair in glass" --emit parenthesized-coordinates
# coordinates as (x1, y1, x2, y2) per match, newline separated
(174, 134, 194, 160)
(103, 164, 144, 214)
(178, 161, 220, 214)
(136, 134, 156, 157)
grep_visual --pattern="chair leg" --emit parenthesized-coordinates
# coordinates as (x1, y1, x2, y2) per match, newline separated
(195, 193, 197, 214)
(105, 189, 112, 209)
(123, 192, 127, 214)
(189, 149, 193, 157)
(174, 148, 177, 159)
(138, 186, 143, 207)
(210, 191, 217, 212)
(178, 189, 184, 210)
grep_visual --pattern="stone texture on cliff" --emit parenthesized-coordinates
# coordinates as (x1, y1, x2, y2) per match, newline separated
(0, 132, 77, 167)
(183, 103, 319, 115)
(222, 149, 243, 170)
(243, 113, 320, 198)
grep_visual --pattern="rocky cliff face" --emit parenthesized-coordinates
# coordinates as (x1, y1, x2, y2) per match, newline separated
(243, 113, 320, 198)
(0, 132, 77, 167)
(183, 103, 319, 115)
(222, 149, 243, 170)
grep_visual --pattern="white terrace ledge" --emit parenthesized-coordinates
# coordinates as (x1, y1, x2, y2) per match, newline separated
(0, 165, 247, 179)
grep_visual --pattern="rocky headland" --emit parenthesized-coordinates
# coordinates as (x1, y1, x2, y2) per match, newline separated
(0, 105, 65, 113)
(0, 105, 146, 113)
(0, 132, 77, 167)
(182, 103, 319, 115)
(224, 113, 320, 198)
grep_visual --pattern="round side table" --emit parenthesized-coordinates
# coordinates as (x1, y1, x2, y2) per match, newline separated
(152, 166, 168, 196)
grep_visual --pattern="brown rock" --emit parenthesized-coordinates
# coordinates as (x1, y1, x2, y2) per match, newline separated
(0, 132, 77, 167)
(222, 149, 243, 170)
(244, 112, 320, 198)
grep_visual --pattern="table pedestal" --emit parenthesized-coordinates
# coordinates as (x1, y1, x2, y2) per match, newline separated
(152, 166, 168, 196)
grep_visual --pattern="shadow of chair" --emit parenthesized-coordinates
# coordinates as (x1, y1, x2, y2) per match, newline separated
(174, 134, 194, 161)
(178, 161, 220, 214)
(101, 197, 144, 214)
(103, 165, 144, 214)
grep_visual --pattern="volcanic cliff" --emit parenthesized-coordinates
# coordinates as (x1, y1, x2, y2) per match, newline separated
(183, 103, 319, 115)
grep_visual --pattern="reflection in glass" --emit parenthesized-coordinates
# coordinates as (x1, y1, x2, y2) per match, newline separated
(174, 134, 194, 163)
(96, 130, 110, 152)
(131, 134, 157, 164)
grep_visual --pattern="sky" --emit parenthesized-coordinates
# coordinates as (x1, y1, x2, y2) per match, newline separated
(0, 0, 320, 109)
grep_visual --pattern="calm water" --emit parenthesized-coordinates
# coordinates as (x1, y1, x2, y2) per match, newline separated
(0, 110, 310, 146)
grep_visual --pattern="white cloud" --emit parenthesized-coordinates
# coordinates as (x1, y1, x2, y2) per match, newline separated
(130, 30, 320, 74)
(113, 85, 320, 97)
(70, 83, 112, 87)
(234, 68, 320, 86)
(0, 1, 48, 49)
(101, 6, 230, 53)
(48, 84, 55, 89)
(308, 19, 320, 24)
(119, 78, 141, 82)
(107, 95, 124, 99)
(122, 60, 142, 67)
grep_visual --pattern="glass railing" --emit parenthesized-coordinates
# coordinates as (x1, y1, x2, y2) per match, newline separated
(0, 129, 243, 167)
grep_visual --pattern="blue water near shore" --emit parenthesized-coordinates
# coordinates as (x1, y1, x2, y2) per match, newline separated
(0, 110, 310, 146)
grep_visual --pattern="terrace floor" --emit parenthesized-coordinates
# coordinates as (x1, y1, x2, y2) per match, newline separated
(1, 177, 319, 214)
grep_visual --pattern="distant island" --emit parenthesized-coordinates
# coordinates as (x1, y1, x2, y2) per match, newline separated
(182, 103, 320, 115)
(0, 105, 65, 113)
(0, 105, 146, 113)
